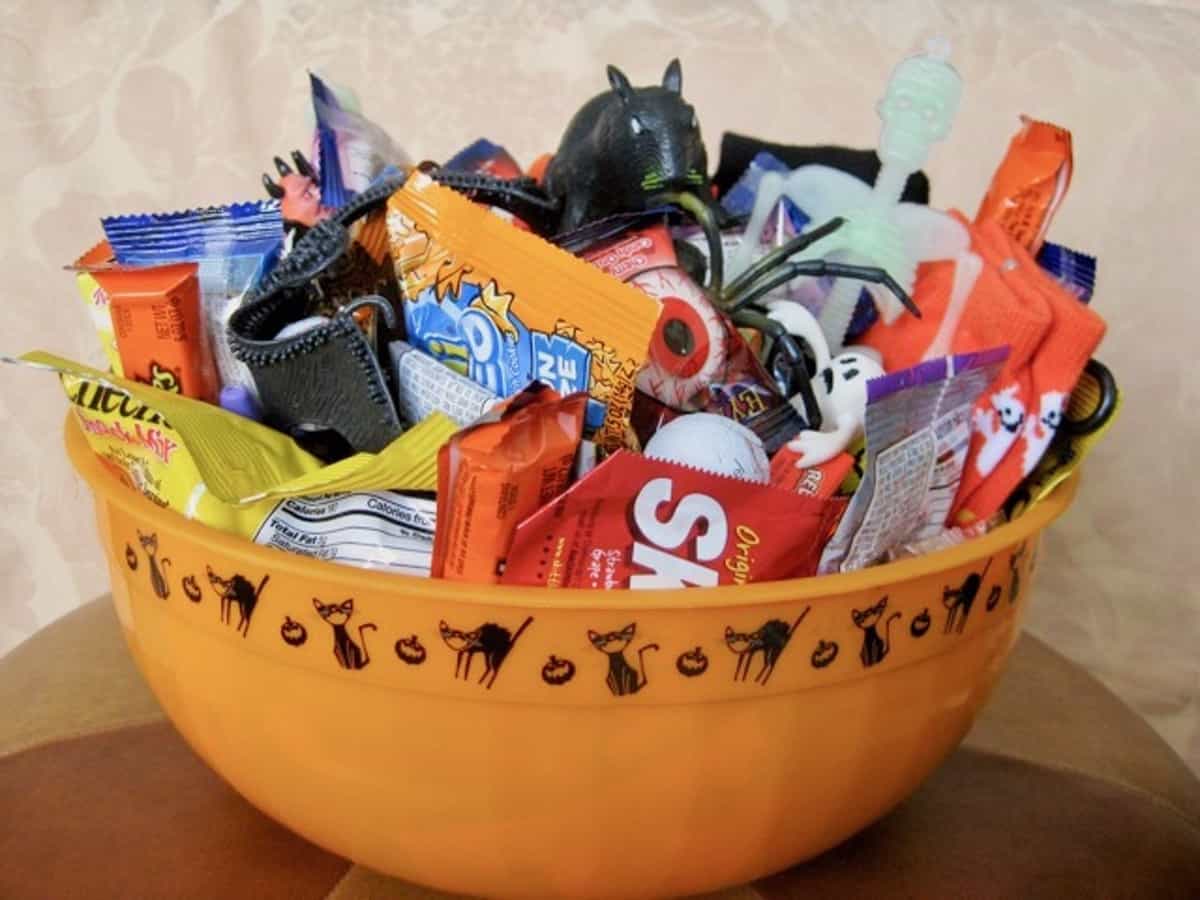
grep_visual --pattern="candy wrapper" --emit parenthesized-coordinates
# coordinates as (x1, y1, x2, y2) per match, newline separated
(502, 450, 846, 589)
(387, 173, 660, 451)
(92, 263, 220, 403)
(98, 200, 284, 394)
(820, 348, 1008, 574)
(21, 349, 445, 574)
(951, 220, 1105, 525)
(70, 242, 124, 376)
(432, 384, 588, 584)
(256, 492, 436, 576)
(1037, 242, 1096, 303)
(975, 116, 1072, 254)
(15, 352, 455, 523)
(388, 340, 500, 427)
(310, 72, 409, 208)
(444, 138, 523, 179)
(769, 446, 855, 499)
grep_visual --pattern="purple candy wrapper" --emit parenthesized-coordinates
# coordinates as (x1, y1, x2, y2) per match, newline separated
(820, 347, 1009, 574)
(1036, 241, 1096, 303)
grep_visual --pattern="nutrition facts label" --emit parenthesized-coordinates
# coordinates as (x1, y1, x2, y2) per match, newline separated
(843, 427, 935, 572)
(253, 492, 436, 575)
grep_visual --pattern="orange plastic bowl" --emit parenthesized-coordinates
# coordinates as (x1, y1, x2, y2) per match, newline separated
(67, 416, 1076, 899)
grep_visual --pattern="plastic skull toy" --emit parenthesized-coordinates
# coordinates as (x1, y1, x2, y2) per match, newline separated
(876, 37, 963, 171)
(726, 38, 979, 359)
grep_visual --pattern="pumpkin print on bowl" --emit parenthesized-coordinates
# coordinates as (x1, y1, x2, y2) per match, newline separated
(811, 639, 838, 669)
(394, 634, 427, 666)
(910, 608, 932, 638)
(182, 574, 202, 603)
(280, 616, 308, 647)
(541, 655, 576, 686)
(675, 646, 709, 678)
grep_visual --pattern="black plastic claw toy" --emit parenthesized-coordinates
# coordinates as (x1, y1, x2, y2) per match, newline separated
(229, 174, 408, 457)
(261, 150, 334, 234)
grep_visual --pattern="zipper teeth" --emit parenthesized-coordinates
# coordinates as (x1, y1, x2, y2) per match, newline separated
(431, 171, 555, 212)
(230, 175, 408, 386)
(335, 174, 408, 226)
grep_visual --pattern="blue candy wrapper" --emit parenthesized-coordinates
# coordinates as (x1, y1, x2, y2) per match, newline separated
(102, 200, 282, 265)
(443, 138, 523, 178)
(1036, 241, 1096, 303)
(310, 72, 408, 209)
(101, 202, 284, 393)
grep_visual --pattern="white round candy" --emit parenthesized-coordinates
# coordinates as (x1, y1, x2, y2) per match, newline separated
(644, 413, 770, 484)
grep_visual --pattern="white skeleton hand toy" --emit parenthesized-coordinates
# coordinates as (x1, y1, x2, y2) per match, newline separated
(769, 302, 884, 467)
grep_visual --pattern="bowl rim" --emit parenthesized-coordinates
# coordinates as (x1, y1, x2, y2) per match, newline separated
(65, 413, 1077, 612)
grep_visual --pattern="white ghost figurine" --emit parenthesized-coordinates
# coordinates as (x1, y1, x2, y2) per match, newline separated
(768, 302, 885, 467)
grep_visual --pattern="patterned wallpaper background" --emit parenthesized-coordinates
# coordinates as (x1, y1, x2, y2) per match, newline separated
(1, 0, 1197, 771)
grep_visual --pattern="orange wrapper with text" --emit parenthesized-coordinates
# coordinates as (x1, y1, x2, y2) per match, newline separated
(432, 385, 588, 583)
(92, 262, 219, 403)
(975, 116, 1072, 254)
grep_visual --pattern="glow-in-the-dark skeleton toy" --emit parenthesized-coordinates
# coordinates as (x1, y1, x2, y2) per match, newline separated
(728, 38, 982, 356)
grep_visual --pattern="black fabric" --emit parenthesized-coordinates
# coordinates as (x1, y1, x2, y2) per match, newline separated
(712, 132, 931, 205)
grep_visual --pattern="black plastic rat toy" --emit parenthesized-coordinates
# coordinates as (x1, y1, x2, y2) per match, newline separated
(543, 59, 710, 234)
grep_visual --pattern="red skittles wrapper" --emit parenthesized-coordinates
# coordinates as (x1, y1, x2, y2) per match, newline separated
(501, 451, 846, 589)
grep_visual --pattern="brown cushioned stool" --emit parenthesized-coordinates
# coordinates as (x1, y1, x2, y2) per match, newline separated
(3, 598, 1199, 899)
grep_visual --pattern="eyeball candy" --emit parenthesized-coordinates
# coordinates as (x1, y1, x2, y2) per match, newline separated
(643, 413, 770, 484)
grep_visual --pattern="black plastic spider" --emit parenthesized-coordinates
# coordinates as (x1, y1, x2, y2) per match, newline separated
(428, 171, 921, 425)
(700, 216, 919, 420)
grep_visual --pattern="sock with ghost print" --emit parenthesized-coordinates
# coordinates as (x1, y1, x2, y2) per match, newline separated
(976, 222, 1106, 475)
(951, 220, 1103, 524)
(946, 220, 1055, 525)
(862, 214, 1053, 526)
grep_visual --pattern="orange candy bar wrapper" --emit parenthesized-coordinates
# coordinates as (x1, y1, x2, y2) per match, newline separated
(387, 173, 662, 452)
(432, 385, 588, 583)
(92, 262, 219, 403)
(70, 241, 125, 376)
(975, 116, 1073, 254)
(501, 451, 846, 590)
